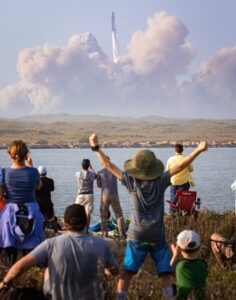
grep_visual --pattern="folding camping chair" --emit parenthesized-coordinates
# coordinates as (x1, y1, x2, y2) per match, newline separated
(166, 190, 200, 215)
(0, 197, 5, 211)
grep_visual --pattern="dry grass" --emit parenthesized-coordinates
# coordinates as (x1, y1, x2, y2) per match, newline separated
(0, 118, 235, 144)
(1, 210, 236, 299)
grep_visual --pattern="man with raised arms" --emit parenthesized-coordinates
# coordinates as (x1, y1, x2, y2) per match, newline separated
(89, 133, 208, 300)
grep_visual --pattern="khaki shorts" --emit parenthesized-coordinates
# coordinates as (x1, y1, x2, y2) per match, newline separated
(75, 194, 94, 216)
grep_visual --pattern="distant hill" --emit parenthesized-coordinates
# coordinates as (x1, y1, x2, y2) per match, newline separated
(0, 114, 235, 145)
(16, 113, 172, 123)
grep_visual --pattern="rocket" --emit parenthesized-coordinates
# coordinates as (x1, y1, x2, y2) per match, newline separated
(111, 11, 118, 64)
(111, 11, 116, 32)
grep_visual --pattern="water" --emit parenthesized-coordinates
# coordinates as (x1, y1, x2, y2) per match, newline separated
(0, 148, 235, 223)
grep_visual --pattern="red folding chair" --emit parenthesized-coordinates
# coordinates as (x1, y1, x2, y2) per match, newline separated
(166, 190, 200, 214)
(0, 197, 5, 211)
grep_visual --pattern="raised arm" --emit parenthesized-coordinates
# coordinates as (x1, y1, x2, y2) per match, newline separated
(170, 141, 208, 177)
(25, 154, 33, 167)
(89, 133, 123, 180)
(36, 178, 43, 191)
(170, 243, 181, 268)
(89, 164, 96, 174)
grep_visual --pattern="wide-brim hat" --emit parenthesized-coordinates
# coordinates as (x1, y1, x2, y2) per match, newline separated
(124, 149, 164, 180)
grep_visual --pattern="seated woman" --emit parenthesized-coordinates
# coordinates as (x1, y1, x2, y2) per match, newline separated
(210, 233, 236, 268)
(0, 140, 44, 264)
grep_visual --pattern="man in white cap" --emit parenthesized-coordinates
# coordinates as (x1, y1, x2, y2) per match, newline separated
(89, 133, 208, 300)
(170, 230, 208, 299)
(36, 166, 58, 233)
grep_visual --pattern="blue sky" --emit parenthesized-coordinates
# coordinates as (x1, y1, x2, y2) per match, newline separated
(0, 0, 235, 118)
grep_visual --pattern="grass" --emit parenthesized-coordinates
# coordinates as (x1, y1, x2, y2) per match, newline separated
(1, 210, 236, 299)
(0, 118, 235, 144)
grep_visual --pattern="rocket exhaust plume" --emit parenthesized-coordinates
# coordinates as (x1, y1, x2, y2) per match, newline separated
(111, 11, 119, 63)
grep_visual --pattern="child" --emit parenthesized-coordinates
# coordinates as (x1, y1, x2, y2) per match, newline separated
(170, 230, 208, 299)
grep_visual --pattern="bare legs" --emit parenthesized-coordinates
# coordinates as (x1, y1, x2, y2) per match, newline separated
(117, 271, 173, 299)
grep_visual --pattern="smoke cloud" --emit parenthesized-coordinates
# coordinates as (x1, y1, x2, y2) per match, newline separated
(0, 11, 235, 118)
(179, 46, 236, 118)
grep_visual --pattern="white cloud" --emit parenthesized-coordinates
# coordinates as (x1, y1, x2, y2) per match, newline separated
(0, 82, 33, 117)
(179, 47, 236, 118)
(0, 11, 235, 118)
(127, 11, 195, 78)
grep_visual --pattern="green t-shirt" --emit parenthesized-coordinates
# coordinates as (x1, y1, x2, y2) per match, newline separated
(175, 259, 208, 299)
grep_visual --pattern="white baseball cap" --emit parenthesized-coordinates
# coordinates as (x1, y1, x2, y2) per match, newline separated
(177, 230, 200, 250)
(38, 166, 47, 175)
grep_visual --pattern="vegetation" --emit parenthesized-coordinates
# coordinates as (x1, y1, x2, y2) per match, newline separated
(0, 115, 235, 145)
(0, 210, 236, 299)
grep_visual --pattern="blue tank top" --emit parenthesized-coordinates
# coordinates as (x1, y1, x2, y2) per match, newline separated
(2, 167, 40, 203)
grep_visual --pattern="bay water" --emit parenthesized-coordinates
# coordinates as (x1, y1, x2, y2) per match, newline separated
(0, 148, 235, 223)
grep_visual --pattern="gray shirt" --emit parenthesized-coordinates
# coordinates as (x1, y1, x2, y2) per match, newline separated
(31, 232, 117, 300)
(97, 168, 118, 196)
(76, 170, 97, 194)
(121, 171, 171, 244)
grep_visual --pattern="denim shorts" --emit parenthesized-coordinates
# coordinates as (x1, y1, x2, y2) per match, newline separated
(122, 240, 173, 275)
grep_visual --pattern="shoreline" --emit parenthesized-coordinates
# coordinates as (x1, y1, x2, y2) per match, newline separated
(1, 142, 236, 150)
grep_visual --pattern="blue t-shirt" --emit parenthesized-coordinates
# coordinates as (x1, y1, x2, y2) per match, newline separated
(1, 167, 40, 203)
